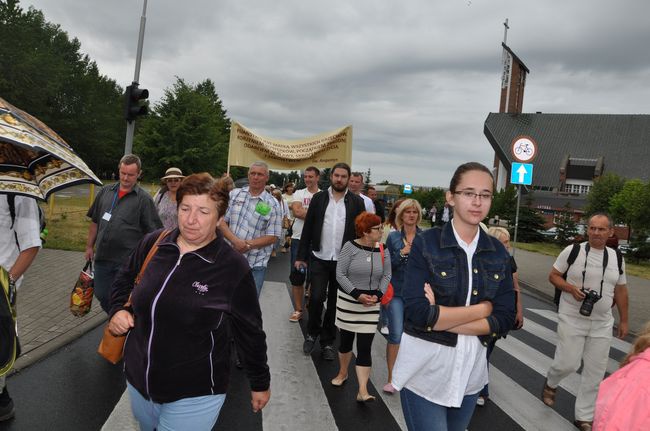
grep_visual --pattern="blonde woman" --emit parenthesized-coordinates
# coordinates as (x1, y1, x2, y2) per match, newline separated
(383, 198, 423, 394)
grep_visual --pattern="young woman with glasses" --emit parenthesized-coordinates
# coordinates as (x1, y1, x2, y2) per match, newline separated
(391, 162, 516, 431)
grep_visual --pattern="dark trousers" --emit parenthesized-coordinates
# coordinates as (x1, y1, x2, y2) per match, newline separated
(307, 257, 339, 347)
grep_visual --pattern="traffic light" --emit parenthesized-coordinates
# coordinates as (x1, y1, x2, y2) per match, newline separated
(124, 83, 149, 122)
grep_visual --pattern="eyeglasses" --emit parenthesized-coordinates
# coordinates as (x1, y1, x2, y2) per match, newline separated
(370, 226, 384, 231)
(167, 178, 182, 183)
(453, 190, 493, 201)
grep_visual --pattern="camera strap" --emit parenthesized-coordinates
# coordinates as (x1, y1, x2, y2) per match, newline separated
(581, 243, 608, 297)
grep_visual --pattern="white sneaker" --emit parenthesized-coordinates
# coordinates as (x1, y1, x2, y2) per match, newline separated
(476, 396, 486, 406)
(380, 326, 389, 335)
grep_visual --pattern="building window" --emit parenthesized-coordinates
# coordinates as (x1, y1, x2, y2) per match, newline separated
(564, 183, 591, 195)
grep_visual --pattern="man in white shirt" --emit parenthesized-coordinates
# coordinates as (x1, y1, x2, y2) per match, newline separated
(1, 195, 42, 421)
(542, 213, 629, 431)
(295, 163, 365, 360)
(287, 167, 320, 322)
(348, 172, 375, 213)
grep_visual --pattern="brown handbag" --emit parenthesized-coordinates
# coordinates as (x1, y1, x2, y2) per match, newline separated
(97, 230, 169, 364)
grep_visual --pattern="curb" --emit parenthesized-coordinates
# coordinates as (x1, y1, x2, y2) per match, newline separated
(8, 312, 107, 376)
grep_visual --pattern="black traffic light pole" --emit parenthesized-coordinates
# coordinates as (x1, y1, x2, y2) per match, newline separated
(124, 0, 148, 156)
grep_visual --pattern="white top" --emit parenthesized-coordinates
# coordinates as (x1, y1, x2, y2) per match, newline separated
(0, 195, 42, 289)
(391, 220, 488, 407)
(312, 187, 346, 261)
(554, 243, 626, 324)
(360, 193, 375, 213)
(282, 193, 294, 220)
(290, 188, 318, 240)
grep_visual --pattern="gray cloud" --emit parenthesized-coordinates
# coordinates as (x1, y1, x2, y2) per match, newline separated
(24, 0, 650, 186)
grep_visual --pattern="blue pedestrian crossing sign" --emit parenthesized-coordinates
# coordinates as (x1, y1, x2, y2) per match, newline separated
(403, 184, 413, 194)
(511, 163, 533, 185)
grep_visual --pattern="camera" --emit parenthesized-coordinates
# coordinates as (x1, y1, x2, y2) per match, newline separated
(289, 266, 306, 286)
(579, 288, 601, 316)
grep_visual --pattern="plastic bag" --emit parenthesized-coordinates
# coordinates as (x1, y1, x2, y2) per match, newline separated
(70, 260, 94, 317)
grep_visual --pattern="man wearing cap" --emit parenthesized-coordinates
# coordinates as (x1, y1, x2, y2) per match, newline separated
(220, 161, 282, 297)
(85, 154, 162, 313)
(154, 167, 185, 230)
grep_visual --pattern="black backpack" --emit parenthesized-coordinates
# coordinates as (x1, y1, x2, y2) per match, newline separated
(6, 194, 47, 243)
(553, 242, 623, 307)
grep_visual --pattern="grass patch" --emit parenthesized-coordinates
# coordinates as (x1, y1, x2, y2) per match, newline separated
(40, 183, 159, 252)
(514, 241, 650, 280)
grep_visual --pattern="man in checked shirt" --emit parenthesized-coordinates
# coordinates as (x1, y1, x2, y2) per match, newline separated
(220, 161, 282, 297)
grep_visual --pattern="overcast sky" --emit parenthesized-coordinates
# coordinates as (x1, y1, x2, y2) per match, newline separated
(24, 0, 650, 187)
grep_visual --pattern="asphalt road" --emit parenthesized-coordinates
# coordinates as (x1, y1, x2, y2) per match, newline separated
(1, 251, 633, 430)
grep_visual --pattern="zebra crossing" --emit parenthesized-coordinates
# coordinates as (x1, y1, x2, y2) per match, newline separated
(101, 277, 631, 431)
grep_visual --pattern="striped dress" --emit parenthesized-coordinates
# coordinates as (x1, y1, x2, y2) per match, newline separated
(335, 240, 392, 333)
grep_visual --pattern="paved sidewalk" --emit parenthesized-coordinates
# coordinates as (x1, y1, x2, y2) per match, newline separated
(513, 247, 649, 335)
(10, 248, 106, 375)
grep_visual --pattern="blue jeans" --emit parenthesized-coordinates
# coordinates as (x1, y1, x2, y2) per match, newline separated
(386, 296, 404, 344)
(400, 387, 479, 431)
(251, 266, 267, 298)
(93, 260, 122, 314)
(128, 383, 225, 431)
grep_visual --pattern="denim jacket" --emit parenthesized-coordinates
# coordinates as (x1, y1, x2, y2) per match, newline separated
(403, 223, 516, 347)
(386, 227, 422, 297)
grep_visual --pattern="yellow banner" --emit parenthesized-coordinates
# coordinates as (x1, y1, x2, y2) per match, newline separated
(227, 122, 352, 170)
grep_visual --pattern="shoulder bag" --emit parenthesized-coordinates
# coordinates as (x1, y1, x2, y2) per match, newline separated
(379, 243, 394, 306)
(97, 230, 169, 364)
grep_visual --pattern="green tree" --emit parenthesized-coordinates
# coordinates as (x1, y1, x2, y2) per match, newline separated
(488, 185, 517, 223)
(364, 168, 372, 191)
(554, 202, 578, 245)
(610, 179, 650, 233)
(0, 0, 125, 176)
(134, 78, 230, 180)
(512, 194, 545, 242)
(411, 188, 445, 212)
(584, 173, 626, 216)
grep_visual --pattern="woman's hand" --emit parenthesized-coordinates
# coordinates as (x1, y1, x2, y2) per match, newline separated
(251, 389, 270, 412)
(358, 293, 378, 307)
(108, 310, 134, 336)
(424, 282, 435, 305)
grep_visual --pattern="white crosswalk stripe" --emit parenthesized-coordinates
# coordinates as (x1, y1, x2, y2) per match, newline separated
(521, 318, 621, 374)
(102, 281, 629, 431)
(527, 308, 632, 354)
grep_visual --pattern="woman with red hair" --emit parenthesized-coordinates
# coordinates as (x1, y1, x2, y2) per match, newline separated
(331, 211, 392, 402)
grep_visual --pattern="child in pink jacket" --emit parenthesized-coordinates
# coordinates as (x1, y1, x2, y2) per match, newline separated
(594, 322, 650, 431)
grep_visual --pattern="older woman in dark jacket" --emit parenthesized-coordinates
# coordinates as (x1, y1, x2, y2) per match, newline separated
(109, 173, 270, 431)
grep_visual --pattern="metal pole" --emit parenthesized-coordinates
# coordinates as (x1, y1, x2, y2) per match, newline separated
(124, 0, 148, 155)
(512, 184, 521, 257)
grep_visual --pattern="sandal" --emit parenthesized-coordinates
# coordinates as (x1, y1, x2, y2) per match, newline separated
(356, 393, 376, 402)
(542, 380, 556, 407)
(573, 420, 592, 431)
(289, 310, 303, 322)
(331, 375, 348, 386)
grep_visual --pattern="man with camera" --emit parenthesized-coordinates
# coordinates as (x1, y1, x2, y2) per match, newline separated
(542, 213, 629, 431)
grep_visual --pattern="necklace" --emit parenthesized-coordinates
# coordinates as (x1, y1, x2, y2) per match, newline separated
(357, 239, 374, 262)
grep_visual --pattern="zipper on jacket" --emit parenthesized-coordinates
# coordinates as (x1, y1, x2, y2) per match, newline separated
(145, 252, 183, 397)
(208, 312, 224, 394)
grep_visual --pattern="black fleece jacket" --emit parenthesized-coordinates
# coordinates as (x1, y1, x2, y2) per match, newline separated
(110, 228, 269, 403)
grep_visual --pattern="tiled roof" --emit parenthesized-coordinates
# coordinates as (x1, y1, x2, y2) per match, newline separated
(484, 113, 650, 188)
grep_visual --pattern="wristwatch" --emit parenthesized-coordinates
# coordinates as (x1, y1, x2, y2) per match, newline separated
(245, 242, 252, 251)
